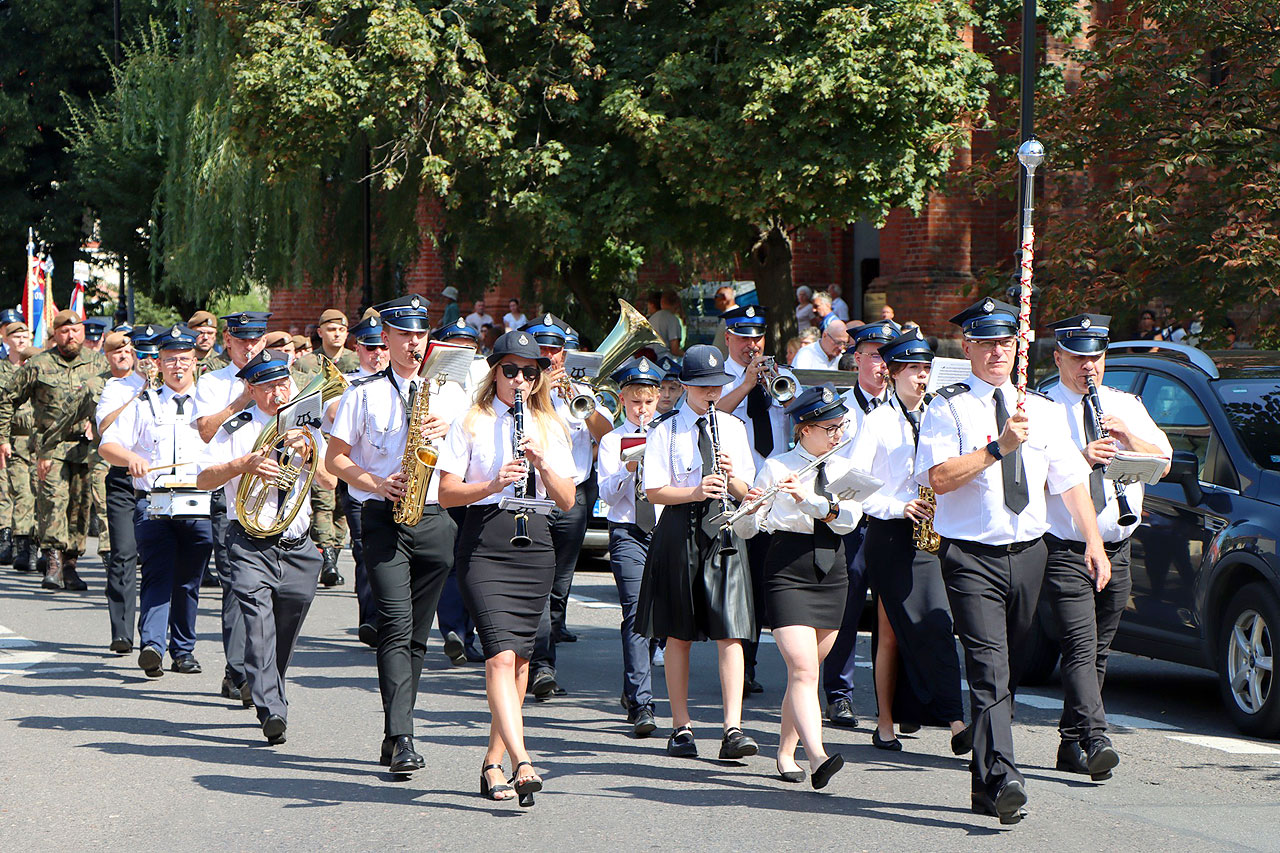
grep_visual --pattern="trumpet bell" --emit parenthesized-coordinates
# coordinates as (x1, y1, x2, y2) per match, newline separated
(768, 373, 797, 403)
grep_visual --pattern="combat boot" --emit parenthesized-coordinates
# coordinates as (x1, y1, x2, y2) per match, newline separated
(319, 546, 345, 588)
(12, 535, 32, 572)
(0, 527, 12, 565)
(40, 549, 64, 591)
(61, 552, 88, 591)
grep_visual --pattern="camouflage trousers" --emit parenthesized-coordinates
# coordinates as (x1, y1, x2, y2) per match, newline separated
(0, 456, 10, 529)
(92, 457, 110, 555)
(309, 485, 348, 549)
(8, 438, 36, 538)
(37, 457, 92, 556)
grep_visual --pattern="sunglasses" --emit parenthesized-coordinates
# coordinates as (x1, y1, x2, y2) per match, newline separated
(500, 364, 540, 382)
(360, 343, 388, 351)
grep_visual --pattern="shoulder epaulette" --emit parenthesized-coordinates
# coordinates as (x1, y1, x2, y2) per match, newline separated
(222, 411, 255, 434)
(349, 367, 389, 388)
(936, 383, 969, 399)
(648, 409, 679, 429)
(1028, 388, 1051, 401)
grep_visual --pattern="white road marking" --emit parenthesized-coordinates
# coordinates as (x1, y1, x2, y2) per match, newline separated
(0, 623, 59, 681)
(1012, 691, 1181, 731)
(1167, 735, 1280, 755)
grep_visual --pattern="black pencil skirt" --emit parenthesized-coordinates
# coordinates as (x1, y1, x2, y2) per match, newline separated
(765, 531, 849, 630)
(456, 505, 555, 660)
(636, 501, 755, 642)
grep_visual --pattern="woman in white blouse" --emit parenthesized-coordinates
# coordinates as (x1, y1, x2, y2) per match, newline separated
(734, 383, 858, 789)
(437, 331, 575, 807)
(851, 330, 968, 755)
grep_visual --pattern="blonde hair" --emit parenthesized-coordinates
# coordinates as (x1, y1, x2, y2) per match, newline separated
(464, 359, 569, 449)
(620, 384, 660, 401)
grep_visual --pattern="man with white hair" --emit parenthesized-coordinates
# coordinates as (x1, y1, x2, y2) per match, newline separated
(791, 318, 850, 370)
(829, 284, 850, 322)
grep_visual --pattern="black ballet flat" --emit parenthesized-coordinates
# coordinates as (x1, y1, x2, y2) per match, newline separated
(776, 761, 804, 783)
(480, 763, 514, 801)
(872, 730, 902, 752)
(510, 761, 542, 807)
(810, 753, 844, 790)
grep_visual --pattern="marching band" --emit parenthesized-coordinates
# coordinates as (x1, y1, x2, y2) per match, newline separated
(0, 292, 1172, 824)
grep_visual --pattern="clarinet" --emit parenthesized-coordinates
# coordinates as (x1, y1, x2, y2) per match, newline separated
(705, 406, 737, 556)
(1086, 377, 1138, 526)
(510, 390, 532, 547)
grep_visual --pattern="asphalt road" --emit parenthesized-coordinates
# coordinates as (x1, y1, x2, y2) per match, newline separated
(2, 544, 1279, 852)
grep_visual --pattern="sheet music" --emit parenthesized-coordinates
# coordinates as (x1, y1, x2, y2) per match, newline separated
(1105, 451, 1169, 485)
(498, 496, 558, 516)
(422, 341, 477, 388)
(925, 357, 972, 394)
(563, 351, 604, 381)
(826, 468, 884, 502)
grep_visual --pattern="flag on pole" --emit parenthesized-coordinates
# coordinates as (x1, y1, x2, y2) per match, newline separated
(22, 229, 44, 347)
(69, 278, 85, 320)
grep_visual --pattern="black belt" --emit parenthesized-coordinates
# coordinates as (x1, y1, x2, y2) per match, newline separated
(363, 498, 444, 516)
(944, 536, 1042, 556)
(608, 521, 649, 535)
(1044, 534, 1128, 556)
(230, 520, 309, 551)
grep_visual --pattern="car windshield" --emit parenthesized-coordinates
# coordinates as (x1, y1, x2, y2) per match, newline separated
(1217, 379, 1280, 472)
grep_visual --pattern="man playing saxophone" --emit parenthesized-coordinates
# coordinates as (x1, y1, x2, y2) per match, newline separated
(326, 294, 468, 775)
(196, 349, 336, 746)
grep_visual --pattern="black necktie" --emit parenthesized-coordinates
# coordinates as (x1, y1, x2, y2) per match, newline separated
(993, 390, 1029, 514)
(635, 463, 656, 534)
(746, 384, 774, 456)
(695, 416, 720, 539)
(1081, 395, 1107, 514)
(173, 395, 188, 415)
(813, 462, 838, 576)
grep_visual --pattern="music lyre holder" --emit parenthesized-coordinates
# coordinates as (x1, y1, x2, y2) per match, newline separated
(498, 496, 557, 517)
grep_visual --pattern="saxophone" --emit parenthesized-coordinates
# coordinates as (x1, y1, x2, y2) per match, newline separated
(392, 364, 439, 526)
(913, 486, 941, 553)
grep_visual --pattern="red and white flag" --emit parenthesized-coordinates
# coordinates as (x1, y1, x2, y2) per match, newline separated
(69, 278, 85, 320)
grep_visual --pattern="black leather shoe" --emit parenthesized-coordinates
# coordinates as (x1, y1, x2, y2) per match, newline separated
(1084, 736, 1119, 781)
(443, 631, 467, 666)
(718, 727, 758, 760)
(358, 623, 378, 649)
(109, 638, 133, 655)
(811, 753, 845, 790)
(169, 655, 202, 674)
(529, 670, 558, 699)
(631, 704, 657, 738)
(826, 698, 857, 728)
(951, 726, 974, 755)
(872, 730, 902, 751)
(319, 547, 345, 587)
(262, 714, 287, 745)
(388, 735, 425, 774)
(1055, 739, 1090, 775)
(898, 721, 921, 734)
(555, 627, 578, 643)
(221, 676, 252, 708)
(138, 646, 164, 678)
(742, 677, 763, 699)
(667, 726, 697, 758)
(971, 780, 1028, 825)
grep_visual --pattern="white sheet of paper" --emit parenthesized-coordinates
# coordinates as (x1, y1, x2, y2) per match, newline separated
(926, 357, 972, 395)
(826, 468, 885, 502)
(1106, 451, 1169, 485)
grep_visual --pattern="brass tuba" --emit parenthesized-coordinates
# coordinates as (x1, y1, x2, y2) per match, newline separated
(566, 299, 665, 419)
(235, 356, 349, 538)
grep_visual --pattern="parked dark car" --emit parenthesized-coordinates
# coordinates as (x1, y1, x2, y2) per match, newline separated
(1027, 341, 1280, 737)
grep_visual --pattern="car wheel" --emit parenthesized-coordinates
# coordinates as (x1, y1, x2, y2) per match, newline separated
(1216, 582, 1280, 738)
(1015, 608, 1060, 687)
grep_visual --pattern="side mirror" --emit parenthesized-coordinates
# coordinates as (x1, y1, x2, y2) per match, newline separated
(1166, 449, 1203, 505)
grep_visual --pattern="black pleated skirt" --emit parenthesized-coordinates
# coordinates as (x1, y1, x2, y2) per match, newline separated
(765, 531, 848, 630)
(636, 501, 755, 642)
(456, 505, 555, 660)
(865, 517, 965, 727)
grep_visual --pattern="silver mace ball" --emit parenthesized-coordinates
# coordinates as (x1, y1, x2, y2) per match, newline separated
(1017, 137, 1045, 173)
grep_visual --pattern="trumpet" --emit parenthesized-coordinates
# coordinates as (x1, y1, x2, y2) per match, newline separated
(913, 486, 941, 553)
(760, 357, 797, 403)
(705, 406, 737, 556)
(1086, 377, 1138, 526)
(510, 389, 532, 548)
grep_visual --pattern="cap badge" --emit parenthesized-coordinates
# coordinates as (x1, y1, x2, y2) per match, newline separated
(518, 334, 529, 346)
(238, 313, 248, 324)
(746, 306, 755, 318)
(544, 314, 552, 324)
(982, 299, 994, 313)
(821, 388, 834, 403)
(639, 358, 650, 372)
(411, 296, 420, 309)
(914, 329, 923, 340)
(171, 328, 180, 338)
(1080, 317, 1092, 329)
(708, 354, 717, 367)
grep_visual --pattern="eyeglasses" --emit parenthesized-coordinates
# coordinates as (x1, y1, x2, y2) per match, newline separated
(160, 355, 195, 367)
(809, 423, 844, 438)
(500, 364, 540, 382)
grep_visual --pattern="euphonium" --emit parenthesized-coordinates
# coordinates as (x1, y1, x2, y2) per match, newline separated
(913, 486, 941, 553)
(393, 354, 439, 526)
(236, 355, 349, 538)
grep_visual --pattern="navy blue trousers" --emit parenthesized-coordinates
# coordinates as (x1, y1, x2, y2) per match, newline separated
(134, 501, 214, 660)
(609, 523, 653, 708)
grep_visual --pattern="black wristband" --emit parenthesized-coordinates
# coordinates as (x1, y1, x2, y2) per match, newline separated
(985, 440, 1004, 461)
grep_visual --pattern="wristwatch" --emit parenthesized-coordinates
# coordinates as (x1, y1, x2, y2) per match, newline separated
(985, 440, 1004, 461)
(819, 498, 839, 523)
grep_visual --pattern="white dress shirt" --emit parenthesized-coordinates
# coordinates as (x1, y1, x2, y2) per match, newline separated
(721, 355, 795, 468)
(95, 372, 146, 430)
(851, 398, 922, 521)
(435, 398, 574, 505)
(552, 379, 610, 484)
(733, 445, 861, 538)
(101, 384, 209, 491)
(791, 339, 840, 371)
(200, 406, 322, 540)
(194, 362, 297, 429)
(1045, 381, 1171, 543)
(836, 381, 891, 462)
(328, 368, 470, 504)
(642, 405, 755, 523)
(597, 418, 649, 524)
(914, 372, 1090, 545)
(830, 297, 850, 322)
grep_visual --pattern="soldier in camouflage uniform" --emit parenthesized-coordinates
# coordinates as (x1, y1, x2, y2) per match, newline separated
(0, 320, 33, 567)
(306, 309, 357, 587)
(0, 311, 107, 591)
(191, 311, 230, 376)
